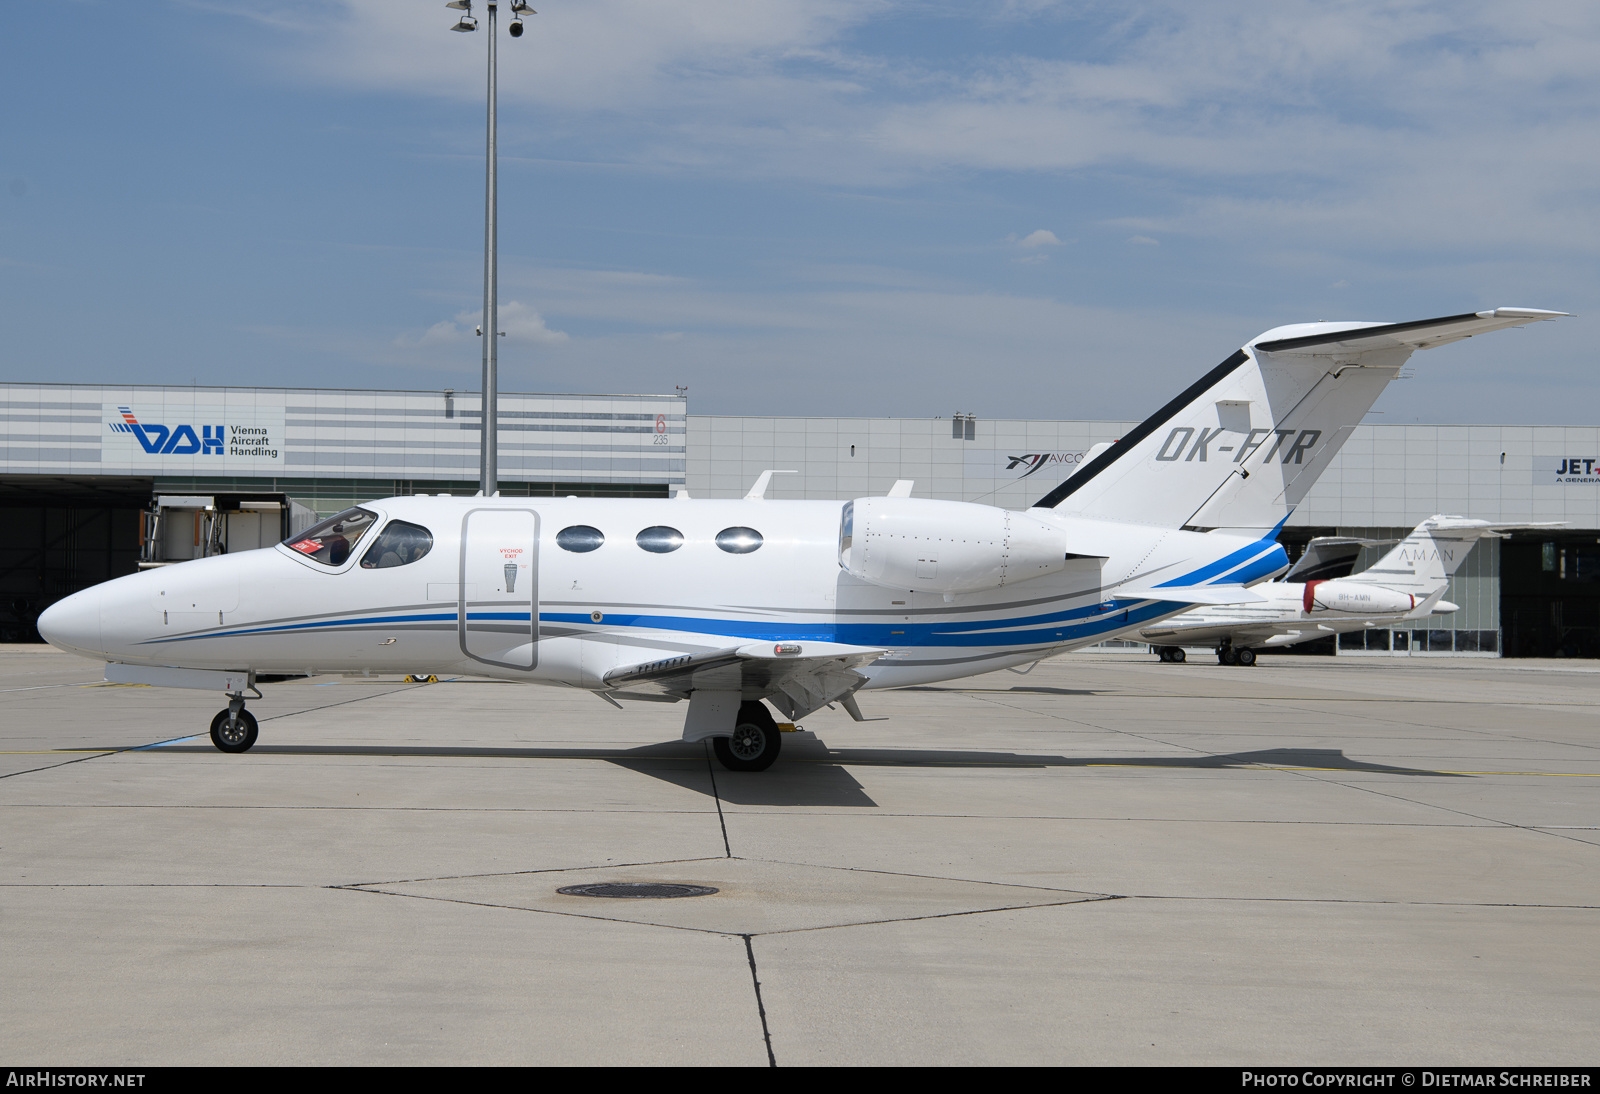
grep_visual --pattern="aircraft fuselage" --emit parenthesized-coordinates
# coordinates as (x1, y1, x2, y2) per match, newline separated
(43, 494, 1285, 690)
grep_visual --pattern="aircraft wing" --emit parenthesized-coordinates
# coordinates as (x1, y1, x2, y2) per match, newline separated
(1141, 622, 1293, 645)
(1118, 583, 1268, 606)
(602, 640, 886, 720)
(1254, 308, 1567, 355)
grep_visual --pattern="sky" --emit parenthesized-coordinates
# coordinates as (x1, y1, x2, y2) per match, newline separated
(1, 0, 1596, 423)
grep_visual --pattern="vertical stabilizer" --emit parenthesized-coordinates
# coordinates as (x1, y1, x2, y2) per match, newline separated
(1359, 515, 1564, 596)
(1032, 309, 1565, 533)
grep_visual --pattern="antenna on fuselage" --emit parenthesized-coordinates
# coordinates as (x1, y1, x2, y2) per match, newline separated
(744, 470, 797, 500)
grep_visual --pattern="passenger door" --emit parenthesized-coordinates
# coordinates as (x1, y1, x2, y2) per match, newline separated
(458, 508, 539, 671)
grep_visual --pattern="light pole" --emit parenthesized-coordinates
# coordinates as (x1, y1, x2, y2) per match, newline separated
(448, 0, 532, 496)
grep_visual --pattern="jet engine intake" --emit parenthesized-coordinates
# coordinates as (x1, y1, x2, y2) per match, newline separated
(839, 497, 1070, 594)
(1302, 580, 1416, 615)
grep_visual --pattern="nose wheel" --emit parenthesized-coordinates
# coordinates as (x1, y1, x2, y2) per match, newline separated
(209, 697, 258, 753)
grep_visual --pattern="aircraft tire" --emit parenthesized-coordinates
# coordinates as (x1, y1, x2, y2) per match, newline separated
(1236, 648, 1257, 667)
(1170, 647, 1186, 663)
(1156, 647, 1171, 662)
(713, 702, 783, 772)
(209, 708, 258, 753)
(1218, 647, 1237, 666)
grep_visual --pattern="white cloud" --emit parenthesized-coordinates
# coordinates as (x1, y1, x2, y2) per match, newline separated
(392, 319, 464, 348)
(392, 300, 567, 349)
(1014, 229, 1062, 249)
(491, 301, 570, 344)
(244, 1, 1600, 257)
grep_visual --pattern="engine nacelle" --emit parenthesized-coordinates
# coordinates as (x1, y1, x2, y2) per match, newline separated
(839, 497, 1070, 594)
(1303, 580, 1416, 615)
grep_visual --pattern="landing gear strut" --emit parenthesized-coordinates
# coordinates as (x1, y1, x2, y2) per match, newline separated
(712, 701, 783, 772)
(209, 694, 258, 753)
(1216, 642, 1257, 667)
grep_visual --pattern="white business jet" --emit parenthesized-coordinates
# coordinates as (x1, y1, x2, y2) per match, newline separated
(39, 308, 1565, 770)
(1140, 514, 1562, 665)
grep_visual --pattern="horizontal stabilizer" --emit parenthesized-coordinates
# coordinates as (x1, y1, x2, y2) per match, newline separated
(1254, 309, 1568, 355)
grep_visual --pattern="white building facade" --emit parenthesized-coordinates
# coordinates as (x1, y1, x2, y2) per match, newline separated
(0, 383, 1593, 657)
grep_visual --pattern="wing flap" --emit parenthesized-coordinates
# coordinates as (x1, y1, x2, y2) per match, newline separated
(602, 640, 886, 720)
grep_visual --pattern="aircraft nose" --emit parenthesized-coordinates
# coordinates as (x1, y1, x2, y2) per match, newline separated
(37, 588, 103, 657)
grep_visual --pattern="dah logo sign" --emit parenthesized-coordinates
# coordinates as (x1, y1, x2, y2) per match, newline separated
(102, 404, 284, 466)
(108, 407, 222, 455)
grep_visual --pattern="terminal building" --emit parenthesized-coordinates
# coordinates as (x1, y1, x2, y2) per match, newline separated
(2, 381, 1596, 658)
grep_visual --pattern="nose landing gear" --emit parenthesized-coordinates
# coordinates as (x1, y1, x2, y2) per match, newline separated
(209, 693, 259, 753)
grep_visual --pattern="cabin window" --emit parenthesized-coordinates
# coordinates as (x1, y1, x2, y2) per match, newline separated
(283, 507, 378, 567)
(837, 502, 853, 567)
(556, 525, 605, 553)
(635, 526, 684, 554)
(360, 520, 434, 569)
(715, 527, 763, 554)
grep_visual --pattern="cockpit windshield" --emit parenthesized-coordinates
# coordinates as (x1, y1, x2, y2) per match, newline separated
(284, 507, 379, 567)
(360, 520, 434, 569)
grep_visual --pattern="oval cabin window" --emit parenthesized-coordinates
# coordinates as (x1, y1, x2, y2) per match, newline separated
(556, 525, 605, 553)
(715, 527, 763, 554)
(635, 526, 684, 554)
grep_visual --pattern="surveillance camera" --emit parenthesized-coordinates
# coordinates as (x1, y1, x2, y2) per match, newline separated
(509, 19, 524, 36)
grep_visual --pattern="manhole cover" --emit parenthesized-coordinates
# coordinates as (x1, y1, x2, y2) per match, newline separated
(558, 882, 718, 899)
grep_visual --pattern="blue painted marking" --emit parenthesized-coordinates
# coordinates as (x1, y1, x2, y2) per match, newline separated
(136, 528, 1292, 654)
(131, 734, 203, 750)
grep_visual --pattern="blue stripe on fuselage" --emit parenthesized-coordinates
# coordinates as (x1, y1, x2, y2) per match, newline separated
(1156, 521, 1289, 588)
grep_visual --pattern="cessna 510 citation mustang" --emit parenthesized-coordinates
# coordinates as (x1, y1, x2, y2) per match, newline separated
(1140, 514, 1563, 665)
(39, 308, 1566, 771)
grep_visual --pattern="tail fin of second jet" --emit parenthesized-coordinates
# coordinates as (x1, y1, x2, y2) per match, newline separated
(1360, 515, 1564, 596)
(1031, 309, 1566, 534)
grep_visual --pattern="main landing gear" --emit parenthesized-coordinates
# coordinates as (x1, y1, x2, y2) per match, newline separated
(1216, 642, 1257, 667)
(209, 693, 258, 753)
(1155, 645, 1187, 663)
(712, 701, 784, 772)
